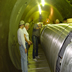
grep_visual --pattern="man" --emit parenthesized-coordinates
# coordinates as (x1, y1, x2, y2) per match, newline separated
(32, 22, 42, 61)
(63, 18, 67, 23)
(23, 23, 32, 64)
(17, 20, 28, 72)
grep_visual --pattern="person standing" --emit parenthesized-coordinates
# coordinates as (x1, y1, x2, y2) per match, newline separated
(23, 23, 32, 64)
(17, 20, 28, 72)
(32, 23, 42, 61)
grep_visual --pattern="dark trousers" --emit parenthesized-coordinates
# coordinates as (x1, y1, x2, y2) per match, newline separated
(26, 42, 28, 56)
(32, 35, 38, 59)
(26, 42, 28, 64)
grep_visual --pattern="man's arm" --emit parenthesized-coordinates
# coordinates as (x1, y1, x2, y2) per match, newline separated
(29, 40, 32, 44)
(24, 34, 30, 45)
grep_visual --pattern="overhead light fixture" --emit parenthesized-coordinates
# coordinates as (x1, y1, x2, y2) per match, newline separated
(46, 18, 50, 24)
(47, 20, 48, 22)
(41, 0, 45, 6)
(38, 4, 41, 14)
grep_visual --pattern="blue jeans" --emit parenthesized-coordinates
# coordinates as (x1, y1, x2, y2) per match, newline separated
(32, 35, 38, 59)
(19, 45, 28, 72)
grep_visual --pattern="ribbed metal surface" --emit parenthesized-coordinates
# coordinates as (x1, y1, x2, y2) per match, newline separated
(60, 42, 72, 72)
(40, 24, 72, 72)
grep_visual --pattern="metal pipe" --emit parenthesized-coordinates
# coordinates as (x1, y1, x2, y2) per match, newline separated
(40, 24, 72, 72)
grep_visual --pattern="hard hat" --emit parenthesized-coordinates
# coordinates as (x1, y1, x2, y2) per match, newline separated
(56, 19, 59, 23)
(67, 18, 72, 23)
(19, 20, 25, 25)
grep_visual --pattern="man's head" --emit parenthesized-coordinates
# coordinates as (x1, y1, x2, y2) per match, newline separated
(55, 19, 59, 24)
(25, 23, 29, 30)
(38, 23, 42, 28)
(36, 22, 42, 29)
(63, 18, 67, 23)
(19, 20, 25, 29)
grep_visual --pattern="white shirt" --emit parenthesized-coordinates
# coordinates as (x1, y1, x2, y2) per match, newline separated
(17, 28, 26, 49)
(23, 27, 29, 43)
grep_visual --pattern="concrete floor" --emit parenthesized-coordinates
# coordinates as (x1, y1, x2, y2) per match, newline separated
(28, 44, 51, 72)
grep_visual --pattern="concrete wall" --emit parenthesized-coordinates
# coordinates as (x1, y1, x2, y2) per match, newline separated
(0, 0, 21, 72)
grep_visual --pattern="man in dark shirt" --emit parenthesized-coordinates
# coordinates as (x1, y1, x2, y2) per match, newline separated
(32, 23, 42, 61)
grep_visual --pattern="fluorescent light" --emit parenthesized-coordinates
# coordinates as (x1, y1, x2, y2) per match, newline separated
(47, 20, 48, 22)
(38, 4, 41, 14)
(41, 0, 45, 6)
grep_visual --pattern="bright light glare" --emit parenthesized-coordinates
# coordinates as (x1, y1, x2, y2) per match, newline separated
(41, 0, 45, 6)
(38, 4, 41, 14)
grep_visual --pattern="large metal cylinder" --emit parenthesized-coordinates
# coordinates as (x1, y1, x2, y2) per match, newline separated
(40, 24, 72, 72)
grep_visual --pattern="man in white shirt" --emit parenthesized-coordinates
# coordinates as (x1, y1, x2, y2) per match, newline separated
(17, 20, 28, 72)
(23, 23, 32, 64)
(23, 23, 31, 44)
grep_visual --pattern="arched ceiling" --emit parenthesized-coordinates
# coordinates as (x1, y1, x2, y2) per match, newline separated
(21, 0, 72, 23)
